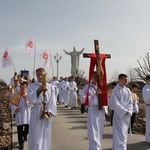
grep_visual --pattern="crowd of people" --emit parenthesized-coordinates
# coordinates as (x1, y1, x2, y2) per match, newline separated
(8, 68, 80, 150)
(8, 69, 150, 150)
(9, 68, 57, 150)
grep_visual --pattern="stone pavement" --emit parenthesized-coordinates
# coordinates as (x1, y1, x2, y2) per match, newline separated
(12, 105, 150, 150)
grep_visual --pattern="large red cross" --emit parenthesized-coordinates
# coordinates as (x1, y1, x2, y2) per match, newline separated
(83, 40, 111, 109)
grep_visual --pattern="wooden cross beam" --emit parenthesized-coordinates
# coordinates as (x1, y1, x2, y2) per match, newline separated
(83, 40, 111, 109)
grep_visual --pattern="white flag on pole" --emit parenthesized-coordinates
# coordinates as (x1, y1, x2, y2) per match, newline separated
(25, 38, 35, 57)
(40, 49, 51, 68)
(1, 49, 13, 68)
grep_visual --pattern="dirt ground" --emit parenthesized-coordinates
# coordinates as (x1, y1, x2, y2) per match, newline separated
(0, 89, 12, 150)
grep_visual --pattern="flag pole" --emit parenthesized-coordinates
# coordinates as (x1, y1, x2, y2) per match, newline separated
(33, 37, 36, 79)
(11, 57, 16, 72)
(49, 49, 54, 77)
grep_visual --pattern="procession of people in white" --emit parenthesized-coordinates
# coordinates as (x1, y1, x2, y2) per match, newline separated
(8, 69, 149, 150)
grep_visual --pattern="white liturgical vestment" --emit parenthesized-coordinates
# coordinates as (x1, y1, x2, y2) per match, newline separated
(11, 96, 31, 126)
(83, 83, 105, 150)
(69, 81, 78, 108)
(27, 81, 57, 150)
(111, 85, 133, 150)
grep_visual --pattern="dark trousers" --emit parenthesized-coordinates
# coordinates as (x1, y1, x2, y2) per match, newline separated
(81, 103, 85, 113)
(17, 124, 29, 146)
(131, 113, 136, 130)
(111, 110, 114, 126)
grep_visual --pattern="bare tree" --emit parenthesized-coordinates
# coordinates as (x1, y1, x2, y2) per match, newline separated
(108, 70, 119, 83)
(126, 67, 137, 82)
(75, 69, 88, 87)
(134, 52, 150, 82)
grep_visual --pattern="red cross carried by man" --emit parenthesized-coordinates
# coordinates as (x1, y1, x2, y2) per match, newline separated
(83, 40, 111, 109)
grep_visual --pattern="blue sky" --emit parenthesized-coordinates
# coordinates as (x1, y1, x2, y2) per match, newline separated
(0, 0, 150, 84)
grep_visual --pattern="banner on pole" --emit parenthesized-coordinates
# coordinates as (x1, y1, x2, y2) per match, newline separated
(40, 49, 51, 68)
(25, 38, 35, 57)
(1, 49, 13, 68)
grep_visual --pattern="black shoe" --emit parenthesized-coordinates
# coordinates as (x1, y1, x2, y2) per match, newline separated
(24, 136, 27, 141)
(65, 105, 68, 108)
(19, 145, 24, 149)
(132, 131, 135, 134)
(71, 107, 73, 110)
(74, 107, 77, 110)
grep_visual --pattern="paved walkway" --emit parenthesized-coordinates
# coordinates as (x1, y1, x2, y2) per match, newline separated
(12, 105, 150, 150)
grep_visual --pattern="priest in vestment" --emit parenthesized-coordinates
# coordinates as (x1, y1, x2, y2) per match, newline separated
(27, 68, 57, 150)
(111, 74, 133, 150)
(142, 74, 150, 142)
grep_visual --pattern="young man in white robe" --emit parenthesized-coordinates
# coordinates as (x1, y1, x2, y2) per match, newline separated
(59, 77, 65, 104)
(69, 77, 78, 110)
(63, 77, 70, 107)
(50, 76, 60, 104)
(27, 67, 57, 150)
(142, 74, 150, 142)
(111, 73, 133, 150)
(10, 81, 31, 149)
(83, 71, 105, 150)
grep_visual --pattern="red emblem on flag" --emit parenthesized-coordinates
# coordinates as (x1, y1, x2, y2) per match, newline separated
(28, 41, 33, 48)
(42, 53, 49, 61)
(3, 51, 8, 59)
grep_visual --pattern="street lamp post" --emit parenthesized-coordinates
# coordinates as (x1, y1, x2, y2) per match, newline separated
(54, 53, 62, 78)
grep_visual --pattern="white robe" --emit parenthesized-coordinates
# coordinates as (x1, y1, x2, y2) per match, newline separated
(142, 84, 150, 142)
(59, 80, 65, 103)
(132, 92, 139, 113)
(83, 83, 105, 150)
(111, 85, 133, 150)
(79, 88, 84, 103)
(63, 81, 70, 106)
(10, 96, 31, 126)
(27, 81, 57, 150)
(14, 86, 20, 95)
(69, 81, 78, 108)
(50, 80, 60, 100)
